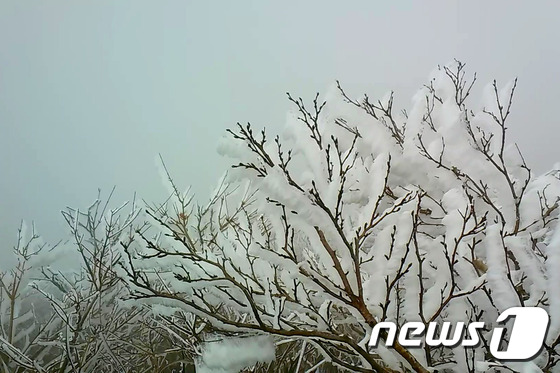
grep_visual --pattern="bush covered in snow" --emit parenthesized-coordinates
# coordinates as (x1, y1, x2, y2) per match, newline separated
(122, 61, 560, 372)
(0, 194, 196, 372)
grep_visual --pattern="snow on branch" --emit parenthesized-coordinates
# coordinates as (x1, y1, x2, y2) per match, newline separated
(122, 61, 560, 372)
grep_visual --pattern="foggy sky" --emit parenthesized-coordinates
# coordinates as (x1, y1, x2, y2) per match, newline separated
(1, 1, 559, 250)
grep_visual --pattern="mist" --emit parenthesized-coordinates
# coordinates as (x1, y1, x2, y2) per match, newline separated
(1, 0, 559, 250)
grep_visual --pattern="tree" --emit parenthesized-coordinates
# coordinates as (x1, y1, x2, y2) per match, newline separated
(1, 191, 198, 372)
(124, 61, 557, 372)
(0, 222, 62, 372)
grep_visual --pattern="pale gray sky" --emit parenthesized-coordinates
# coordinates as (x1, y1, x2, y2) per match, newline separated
(1, 1, 559, 247)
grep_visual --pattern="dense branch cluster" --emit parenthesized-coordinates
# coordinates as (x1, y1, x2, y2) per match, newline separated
(120, 61, 560, 372)
(0, 192, 197, 372)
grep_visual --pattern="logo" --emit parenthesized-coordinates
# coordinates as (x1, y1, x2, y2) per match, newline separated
(369, 307, 549, 360)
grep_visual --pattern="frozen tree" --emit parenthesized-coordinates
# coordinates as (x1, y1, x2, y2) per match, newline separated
(1, 191, 198, 372)
(0, 222, 62, 372)
(121, 61, 560, 372)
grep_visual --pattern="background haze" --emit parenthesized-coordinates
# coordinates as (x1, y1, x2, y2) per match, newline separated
(1, 1, 558, 255)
